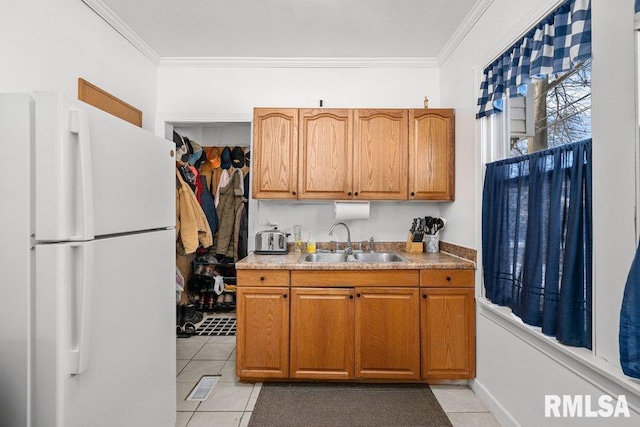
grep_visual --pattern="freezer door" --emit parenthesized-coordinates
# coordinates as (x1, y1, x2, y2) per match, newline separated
(34, 229, 175, 427)
(34, 91, 175, 241)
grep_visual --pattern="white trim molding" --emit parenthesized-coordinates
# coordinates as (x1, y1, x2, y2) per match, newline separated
(477, 0, 565, 70)
(477, 298, 640, 414)
(158, 57, 439, 69)
(82, 0, 160, 65)
(438, 0, 494, 67)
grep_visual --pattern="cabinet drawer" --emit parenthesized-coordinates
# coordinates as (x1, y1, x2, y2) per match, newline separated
(291, 270, 419, 287)
(420, 269, 474, 287)
(237, 270, 290, 286)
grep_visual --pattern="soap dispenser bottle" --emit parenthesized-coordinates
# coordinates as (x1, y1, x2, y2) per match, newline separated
(307, 235, 316, 254)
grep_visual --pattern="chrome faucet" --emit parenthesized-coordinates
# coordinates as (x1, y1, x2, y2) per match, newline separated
(329, 222, 352, 254)
(369, 236, 375, 253)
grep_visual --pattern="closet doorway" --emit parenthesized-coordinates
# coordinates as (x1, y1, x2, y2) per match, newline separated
(172, 122, 251, 307)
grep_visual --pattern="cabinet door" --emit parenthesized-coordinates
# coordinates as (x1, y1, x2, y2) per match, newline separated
(252, 108, 298, 199)
(290, 288, 355, 379)
(420, 287, 475, 379)
(409, 109, 455, 200)
(236, 286, 289, 379)
(355, 287, 420, 379)
(353, 109, 408, 200)
(298, 109, 353, 199)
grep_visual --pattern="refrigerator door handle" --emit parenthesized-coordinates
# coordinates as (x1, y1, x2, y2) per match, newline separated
(69, 109, 95, 241)
(68, 241, 94, 375)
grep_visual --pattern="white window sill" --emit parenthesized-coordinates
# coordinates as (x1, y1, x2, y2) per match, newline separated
(477, 297, 640, 412)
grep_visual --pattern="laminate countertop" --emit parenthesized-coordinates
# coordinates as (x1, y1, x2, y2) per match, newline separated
(236, 250, 475, 271)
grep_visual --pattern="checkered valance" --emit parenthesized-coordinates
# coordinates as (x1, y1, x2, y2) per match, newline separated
(476, 0, 591, 119)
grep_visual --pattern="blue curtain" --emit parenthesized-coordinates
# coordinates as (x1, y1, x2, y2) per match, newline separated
(621, 0, 640, 381)
(482, 139, 592, 348)
(620, 239, 640, 379)
(477, 0, 591, 118)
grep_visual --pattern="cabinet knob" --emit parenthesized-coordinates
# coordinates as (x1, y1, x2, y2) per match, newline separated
(356, 293, 361, 298)
(283, 294, 288, 299)
(292, 191, 297, 196)
(410, 192, 415, 196)
(260, 276, 265, 281)
(354, 192, 359, 196)
(347, 191, 352, 196)
(446, 276, 451, 282)
(423, 294, 427, 299)
(349, 295, 354, 299)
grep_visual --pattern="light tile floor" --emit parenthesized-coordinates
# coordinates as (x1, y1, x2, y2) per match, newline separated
(176, 315, 502, 427)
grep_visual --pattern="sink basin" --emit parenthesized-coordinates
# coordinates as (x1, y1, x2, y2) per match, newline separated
(352, 252, 407, 263)
(298, 253, 349, 263)
(298, 251, 407, 263)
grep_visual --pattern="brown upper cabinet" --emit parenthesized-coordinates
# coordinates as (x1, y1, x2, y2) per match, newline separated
(253, 108, 453, 201)
(298, 109, 353, 199)
(353, 109, 408, 200)
(252, 108, 299, 199)
(409, 109, 455, 200)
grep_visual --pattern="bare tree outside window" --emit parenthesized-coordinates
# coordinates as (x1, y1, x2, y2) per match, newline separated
(511, 58, 592, 156)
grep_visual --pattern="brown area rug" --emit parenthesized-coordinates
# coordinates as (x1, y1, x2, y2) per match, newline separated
(248, 382, 452, 427)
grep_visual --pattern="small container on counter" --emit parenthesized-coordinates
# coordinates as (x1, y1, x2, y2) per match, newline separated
(307, 235, 316, 254)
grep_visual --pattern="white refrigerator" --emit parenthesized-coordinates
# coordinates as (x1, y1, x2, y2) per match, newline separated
(0, 92, 176, 427)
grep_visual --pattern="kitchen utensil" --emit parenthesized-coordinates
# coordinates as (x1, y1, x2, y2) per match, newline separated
(424, 216, 435, 234)
(413, 218, 425, 241)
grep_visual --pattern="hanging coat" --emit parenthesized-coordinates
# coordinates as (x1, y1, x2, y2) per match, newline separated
(213, 169, 244, 259)
(198, 175, 219, 235)
(176, 169, 213, 254)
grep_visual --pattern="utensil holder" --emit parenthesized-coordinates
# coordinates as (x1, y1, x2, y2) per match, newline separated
(425, 235, 439, 253)
(406, 233, 424, 254)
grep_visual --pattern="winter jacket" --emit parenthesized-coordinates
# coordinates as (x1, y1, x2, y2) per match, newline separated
(176, 169, 213, 254)
(198, 175, 218, 235)
(213, 169, 244, 259)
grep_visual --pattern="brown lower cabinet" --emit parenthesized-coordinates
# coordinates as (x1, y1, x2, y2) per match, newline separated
(289, 287, 420, 380)
(236, 286, 289, 379)
(420, 287, 475, 379)
(290, 287, 355, 380)
(236, 268, 475, 382)
(355, 287, 420, 379)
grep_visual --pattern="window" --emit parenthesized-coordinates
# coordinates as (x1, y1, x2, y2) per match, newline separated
(479, 0, 593, 350)
(509, 59, 592, 157)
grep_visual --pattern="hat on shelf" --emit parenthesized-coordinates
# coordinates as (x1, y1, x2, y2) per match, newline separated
(231, 146, 245, 168)
(173, 132, 188, 161)
(244, 149, 250, 167)
(207, 147, 221, 168)
(220, 146, 232, 170)
(193, 150, 207, 169)
(187, 141, 203, 166)
(181, 136, 194, 162)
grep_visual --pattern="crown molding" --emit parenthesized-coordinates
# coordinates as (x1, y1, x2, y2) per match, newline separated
(158, 57, 439, 68)
(437, 0, 494, 66)
(477, 0, 564, 70)
(82, 0, 160, 65)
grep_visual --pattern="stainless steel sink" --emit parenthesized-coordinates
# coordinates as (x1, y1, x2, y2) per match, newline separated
(298, 253, 349, 263)
(298, 251, 407, 263)
(352, 252, 407, 263)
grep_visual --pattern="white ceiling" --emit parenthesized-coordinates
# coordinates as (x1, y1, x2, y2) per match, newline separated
(97, 0, 479, 59)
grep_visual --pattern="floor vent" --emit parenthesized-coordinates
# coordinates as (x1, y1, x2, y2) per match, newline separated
(187, 376, 219, 401)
